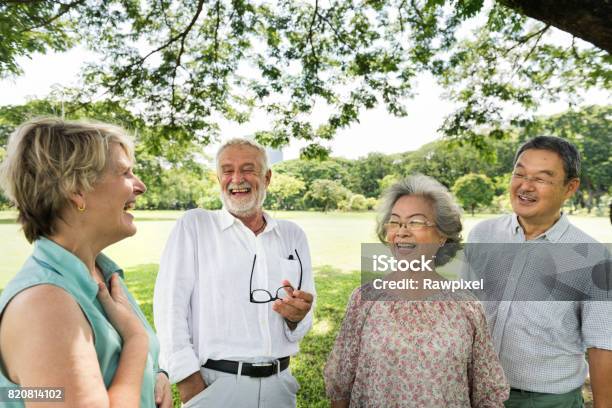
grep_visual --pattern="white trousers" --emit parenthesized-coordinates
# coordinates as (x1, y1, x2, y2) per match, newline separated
(182, 366, 300, 408)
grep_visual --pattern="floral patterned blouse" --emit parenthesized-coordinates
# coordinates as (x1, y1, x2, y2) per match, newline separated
(324, 285, 509, 407)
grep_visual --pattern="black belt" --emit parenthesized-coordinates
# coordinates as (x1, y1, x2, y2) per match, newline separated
(510, 388, 537, 394)
(203, 357, 290, 378)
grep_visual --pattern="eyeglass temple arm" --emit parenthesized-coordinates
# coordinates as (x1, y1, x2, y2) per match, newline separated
(294, 249, 303, 290)
(249, 254, 257, 301)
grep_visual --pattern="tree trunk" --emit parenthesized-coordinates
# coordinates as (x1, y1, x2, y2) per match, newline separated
(498, 0, 612, 53)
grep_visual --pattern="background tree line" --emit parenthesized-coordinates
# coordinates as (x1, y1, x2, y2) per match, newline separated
(0, 100, 609, 215)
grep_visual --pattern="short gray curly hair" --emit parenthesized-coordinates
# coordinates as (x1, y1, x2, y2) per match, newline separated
(376, 174, 463, 266)
(216, 137, 269, 174)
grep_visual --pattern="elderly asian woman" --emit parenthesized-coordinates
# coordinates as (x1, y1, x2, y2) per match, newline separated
(0, 118, 171, 407)
(324, 174, 509, 407)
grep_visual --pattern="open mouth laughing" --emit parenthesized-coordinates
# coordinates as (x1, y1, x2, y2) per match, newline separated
(517, 192, 537, 205)
(228, 183, 253, 197)
(395, 242, 417, 250)
(123, 201, 136, 212)
(394, 242, 418, 256)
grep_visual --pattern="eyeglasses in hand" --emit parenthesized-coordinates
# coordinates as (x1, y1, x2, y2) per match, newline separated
(249, 249, 303, 303)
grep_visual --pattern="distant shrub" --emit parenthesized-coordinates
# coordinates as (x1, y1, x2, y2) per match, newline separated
(349, 194, 368, 211)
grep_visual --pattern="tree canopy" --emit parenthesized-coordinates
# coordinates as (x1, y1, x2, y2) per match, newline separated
(0, 98, 609, 214)
(1, 0, 609, 157)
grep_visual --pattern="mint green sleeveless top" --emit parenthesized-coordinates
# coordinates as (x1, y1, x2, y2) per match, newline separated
(0, 238, 159, 407)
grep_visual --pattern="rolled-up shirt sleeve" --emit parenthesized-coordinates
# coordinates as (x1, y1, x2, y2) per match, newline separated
(153, 216, 200, 384)
(582, 301, 612, 351)
(283, 227, 315, 342)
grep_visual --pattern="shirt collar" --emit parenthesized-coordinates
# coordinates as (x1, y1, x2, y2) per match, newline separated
(263, 211, 281, 237)
(32, 237, 123, 299)
(511, 212, 570, 242)
(220, 207, 237, 230)
(510, 214, 522, 235)
(542, 212, 570, 242)
(220, 207, 279, 235)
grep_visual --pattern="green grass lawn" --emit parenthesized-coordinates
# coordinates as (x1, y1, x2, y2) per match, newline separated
(1, 210, 610, 287)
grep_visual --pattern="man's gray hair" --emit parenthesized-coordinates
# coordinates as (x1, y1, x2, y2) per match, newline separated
(216, 137, 269, 173)
(376, 174, 463, 266)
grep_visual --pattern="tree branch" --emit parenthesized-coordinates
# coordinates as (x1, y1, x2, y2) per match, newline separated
(504, 23, 550, 56)
(19, 0, 85, 34)
(107, 0, 205, 96)
(123, 0, 205, 72)
(521, 24, 550, 63)
(306, 0, 320, 70)
(410, 0, 426, 27)
(158, 0, 173, 31)
(316, 9, 354, 52)
(398, 0, 407, 32)
(570, 36, 581, 60)
(213, 0, 221, 65)
(170, 25, 189, 122)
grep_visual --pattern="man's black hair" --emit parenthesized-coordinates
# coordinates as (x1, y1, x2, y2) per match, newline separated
(514, 136, 581, 182)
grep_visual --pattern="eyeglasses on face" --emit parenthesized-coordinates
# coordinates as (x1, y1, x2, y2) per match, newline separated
(511, 172, 558, 186)
(249, 249, 303, 304)
(384, 218, 436, 232)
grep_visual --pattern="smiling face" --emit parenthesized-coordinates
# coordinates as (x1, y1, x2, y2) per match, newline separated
(217, 144, 271, 218)
(385, 195, 446, 261)
(81, 143, 146, 246)
(510, 149, 579, 226)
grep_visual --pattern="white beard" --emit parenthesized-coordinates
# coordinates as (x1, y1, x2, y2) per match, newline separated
(221, 181, 267, 217)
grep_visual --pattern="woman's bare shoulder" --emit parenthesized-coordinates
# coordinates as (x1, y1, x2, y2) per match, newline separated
(0, 284, 95, 378)
(0, 284, 107, 405)
(2, 283, 85, 323)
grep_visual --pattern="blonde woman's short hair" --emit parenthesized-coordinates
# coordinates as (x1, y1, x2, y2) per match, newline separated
(0, 117, 134, 243)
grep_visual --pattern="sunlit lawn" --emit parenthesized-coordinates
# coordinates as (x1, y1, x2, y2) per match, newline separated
(1, 210, 381, 287)
(0, 210, 608, 406)
(2, 210, 610, 287)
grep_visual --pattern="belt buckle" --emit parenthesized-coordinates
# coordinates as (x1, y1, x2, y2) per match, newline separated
(252, 360, 280, 377)
(251, 362, 274, 367)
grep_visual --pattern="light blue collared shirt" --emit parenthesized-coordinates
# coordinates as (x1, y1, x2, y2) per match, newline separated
(0, 237, 160, 407)
(462, 213, 612, 393)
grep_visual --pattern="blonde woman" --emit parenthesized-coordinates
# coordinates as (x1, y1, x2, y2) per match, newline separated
(0, 118, 171, 407)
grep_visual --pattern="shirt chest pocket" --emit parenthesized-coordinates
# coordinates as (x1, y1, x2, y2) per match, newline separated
(276, 258, 302, 290)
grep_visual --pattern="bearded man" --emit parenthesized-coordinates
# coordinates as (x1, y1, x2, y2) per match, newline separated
(154, 138, 315, 407)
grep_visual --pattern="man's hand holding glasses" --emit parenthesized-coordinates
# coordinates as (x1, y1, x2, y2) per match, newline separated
(271, 280, 314, 330)
(249, 249, 314, 330)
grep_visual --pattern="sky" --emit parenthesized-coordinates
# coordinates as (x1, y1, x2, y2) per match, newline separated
(1, 38, 608, 161)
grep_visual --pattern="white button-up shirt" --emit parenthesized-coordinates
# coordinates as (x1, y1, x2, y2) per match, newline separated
(153, 208, 315, 384)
